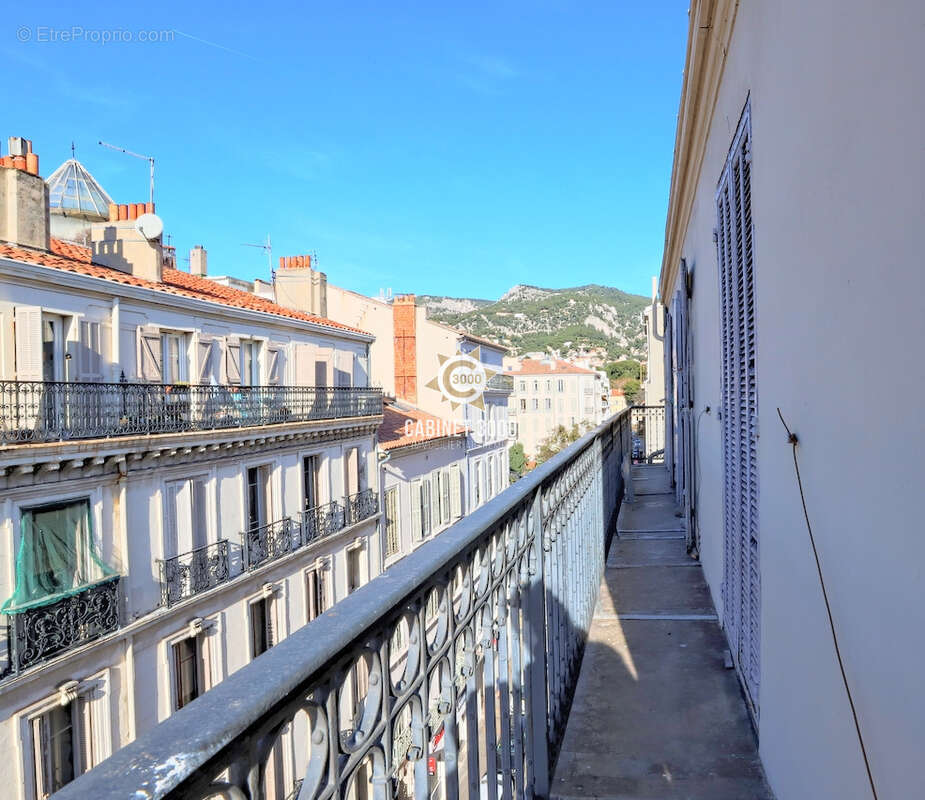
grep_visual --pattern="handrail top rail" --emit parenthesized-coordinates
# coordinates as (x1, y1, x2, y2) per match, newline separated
(155, 539, 229, 565)
(53, 409, 630, 800)
(1, 380, 383, 392)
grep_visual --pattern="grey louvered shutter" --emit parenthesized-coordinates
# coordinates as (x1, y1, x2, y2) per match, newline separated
(225, 338, 241, 384)
(410, 479, 423, 540)
(138, 327, 163, 382)
(716, 100, 760, 712)
(196, 336, 215, 384)
(450, 464, 462, 518)
(79, 321, 104, 381)
(267, 345, 285, 386)
(14, 306, 43, 381)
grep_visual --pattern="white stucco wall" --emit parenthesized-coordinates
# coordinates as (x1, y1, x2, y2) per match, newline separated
(665, 2, 925, 798)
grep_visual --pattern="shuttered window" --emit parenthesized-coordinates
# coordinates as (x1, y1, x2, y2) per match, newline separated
(716, 100, 760, 712)
(384, 488, 400, 558)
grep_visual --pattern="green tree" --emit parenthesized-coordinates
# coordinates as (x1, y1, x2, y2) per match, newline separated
(509, 442, 527, 481)
(604, 360, 645, 382)
(622, 378, 642, 406)
(536, 424, 582, 465)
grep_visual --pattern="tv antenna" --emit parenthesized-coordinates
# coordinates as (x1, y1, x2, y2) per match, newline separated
(241, 234, 273, 277)
(98, 140, 155, 204)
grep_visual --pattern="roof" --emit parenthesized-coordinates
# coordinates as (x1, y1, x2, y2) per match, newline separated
(0, 238, 369, 337)
(45, 159, 113, 217)
(378, 400, 467, 451)
(505, 358, 597, 376)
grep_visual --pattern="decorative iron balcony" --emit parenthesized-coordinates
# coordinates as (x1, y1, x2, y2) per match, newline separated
(486, 373, 514, 392)
(54, 411, 633, 800)
(3, 576, 121, 676)
(345, 488, 378, 526)
(0, 381, 383, 445)
(158, 541, 231, 607)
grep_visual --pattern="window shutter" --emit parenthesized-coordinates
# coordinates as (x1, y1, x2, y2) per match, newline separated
(196, 336, 214, 384)
(164, 482, 180, 559)
(716, 101, 760, 711)
(137, 326, 163, 382)
(450, 464, 461, 519)
(192, 478, 208, 551)
(224, 338, 241, 384)
(421, 478, 432, 536)
(266, 345, 285, 386)
(441, 469, 451, 524)
(430, 477, 440, 530)
(354, 353, 369, 387)
(13, 306, 42, 381)
(410, 479, 423, 540)
(78, 321, 104, 381)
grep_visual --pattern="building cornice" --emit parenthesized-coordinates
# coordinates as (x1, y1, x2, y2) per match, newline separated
(0, 256, 375, 344)
(659, 0, 739, 302)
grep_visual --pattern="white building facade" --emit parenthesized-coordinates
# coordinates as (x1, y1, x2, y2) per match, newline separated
(0, 145, 383, 800)
(658, 3, 924, 799)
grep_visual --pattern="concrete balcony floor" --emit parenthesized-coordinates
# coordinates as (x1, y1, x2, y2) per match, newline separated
(551, 465, 772, 799)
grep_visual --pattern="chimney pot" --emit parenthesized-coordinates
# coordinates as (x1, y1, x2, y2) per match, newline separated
(190, 245, 207, 277)
(25, 153, 39, 176)
(12, 156, 26, 171)
(108, 203, 119, 222)
(144, 202, 154, 214)
(118, 204, 128, 221)
(279, 256, 286, 269)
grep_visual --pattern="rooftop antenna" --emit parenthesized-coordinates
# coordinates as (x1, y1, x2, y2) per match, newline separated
(70, 141, 76, 159)
(98, 140, 155, 204)
(241, 234, 273, 278)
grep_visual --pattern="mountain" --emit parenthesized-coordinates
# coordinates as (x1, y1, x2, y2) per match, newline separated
(421, 284, 651, 361)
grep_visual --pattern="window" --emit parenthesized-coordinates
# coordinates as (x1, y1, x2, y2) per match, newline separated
(545, 398, 552, 410)
(532, 399, 539, 410)
(164, 477, 208, 558)
(519, 398, 527, 411)
(240, 340, 260, 386)
(250, 597, 274, 657)
(6, 498, 117, 613)
(173, 636, 202, 709)
(557, 379, 564, 392)
(345, 447, 361, 496)
(533, 380, 539, 392)
(246, 465, 272, 531)
(303, 455, 319, 511)
(347, 548, 363, 593)
(162, 332, 188, 384)
(411, 480, 424, 541)
(421, 478, 432, 537)
(306, 568, 327, 621)
(450, 464, 462, 519)
(384, 488, 400, 557)
(487, 458, 495, 499)
(31, 699, 91, 796)
(441, 469, 451, 524)
(546, 379, 551, 392)
(473, 461, 482, 507)
(518, 380, 526, 392)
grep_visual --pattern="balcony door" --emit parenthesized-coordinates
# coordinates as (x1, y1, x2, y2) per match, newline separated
(247, 465, 273, 531)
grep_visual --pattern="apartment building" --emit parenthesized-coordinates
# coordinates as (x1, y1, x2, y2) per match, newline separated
(0, 141, 383, 799)
(658, 2, 924, 798)
(642, 279, 666, 407)
(506, 357, 606, 459)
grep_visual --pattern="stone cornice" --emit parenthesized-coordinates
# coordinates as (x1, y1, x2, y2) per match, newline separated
(659, 0, 739, 303)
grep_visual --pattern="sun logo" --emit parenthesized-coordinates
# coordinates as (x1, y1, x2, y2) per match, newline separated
(425, 346, 498, 410)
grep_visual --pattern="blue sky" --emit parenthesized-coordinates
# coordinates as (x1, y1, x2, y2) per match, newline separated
(6, 1, 688, 300)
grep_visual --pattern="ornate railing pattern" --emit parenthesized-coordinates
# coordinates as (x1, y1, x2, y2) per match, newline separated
(3, 577, 121, 675)
(0, 382, 383, 444)
(631, 404, 666, 464)
(345, 488, 379, 527)
(158, 541, 231, 607)
(303, 501, 347, 547)
(54, 411, 632, 800)
(486, 373, 514, 392)
(243, 517, 301, 571)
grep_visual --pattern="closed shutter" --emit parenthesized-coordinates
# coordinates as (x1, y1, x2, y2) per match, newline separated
(78, 321, 104, 381)
(137, 326, 163, 382)
(421, 478, 432, 536)
(450, 464, 462, 518)
(294, 344, 314, 386)
(354, 353, 369, 387)
(335, 351, 353, 387)
(13, 306, 42, 381)
(716, 100, 760, 712)
(191, 478, 208, 551)
(224, 338, 241, 384)
(441, 469, 451, 523)
(266, 345, 285, 386)
(410, 479, 423, 540)
(164, 482, 180, 559)
(430, 475, 440, 529)
(196, 335, 215, 384)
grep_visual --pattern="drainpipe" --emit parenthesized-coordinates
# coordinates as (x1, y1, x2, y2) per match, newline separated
(376, 447, 391, 572)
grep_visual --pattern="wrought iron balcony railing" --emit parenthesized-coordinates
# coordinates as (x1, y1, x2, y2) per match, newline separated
(486, 373, 514, 392)
(55, 410, 633, 800)
(345, 488, 379, 526)
(158, 541, 231, 608)
(3, 577, 121, 676)
(0, 381, 383, 445)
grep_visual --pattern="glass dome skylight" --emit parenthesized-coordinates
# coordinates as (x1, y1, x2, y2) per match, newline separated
(45, 159, 113, 217)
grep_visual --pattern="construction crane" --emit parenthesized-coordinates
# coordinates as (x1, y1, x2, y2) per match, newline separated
(98, 140, 155, 205)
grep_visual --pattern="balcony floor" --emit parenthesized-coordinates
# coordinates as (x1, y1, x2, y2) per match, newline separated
(551, 466, 772, 799)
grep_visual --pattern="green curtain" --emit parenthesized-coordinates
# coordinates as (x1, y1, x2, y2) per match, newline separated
(1, 499, 117, 614)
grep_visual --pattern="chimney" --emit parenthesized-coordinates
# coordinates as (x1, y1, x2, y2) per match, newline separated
(0, 136, 49, 250)
(190, 245, 207, 277)
(90, 200, 163, 282)
(274, 254, 328, 316)
(393, 294, 417, 403)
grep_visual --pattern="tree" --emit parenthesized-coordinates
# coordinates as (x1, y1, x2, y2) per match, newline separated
(622, 378, 643, 406)
(604, 359, 645, 382)
(509, 442, 526, 481)
(535, 424, 582, 465)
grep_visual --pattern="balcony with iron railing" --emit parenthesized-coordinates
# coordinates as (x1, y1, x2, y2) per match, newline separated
(0, 381, 383, 445)
(55, 410, 632, 800)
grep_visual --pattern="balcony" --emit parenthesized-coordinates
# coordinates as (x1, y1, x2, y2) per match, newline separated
(3, 576, 121, 676)
(158, 541, 231, 608)
(485, 373, 514, 393)
(56, 410, 766, 800)
(0, 381, 383, 445)
(345, 488, 379, 527)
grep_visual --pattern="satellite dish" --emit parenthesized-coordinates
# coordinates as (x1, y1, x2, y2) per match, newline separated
(135, 213, 164, 241)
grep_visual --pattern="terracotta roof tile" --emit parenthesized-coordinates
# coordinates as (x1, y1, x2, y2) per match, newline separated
(378, 400, 467, 451)
(0, 239, 369, 336)
(505, 358, 597, 376)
